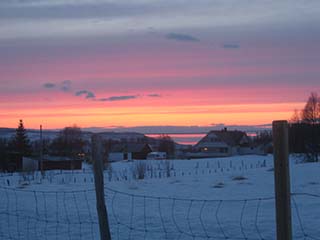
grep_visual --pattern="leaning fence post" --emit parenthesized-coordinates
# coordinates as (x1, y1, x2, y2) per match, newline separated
(272, 120, 292, 240)
(92, 134, 112, 240)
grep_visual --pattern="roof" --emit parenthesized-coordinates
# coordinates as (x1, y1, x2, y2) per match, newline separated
(109, 143, 151, 153)
(42, 155, 82, 162)
(195, 130, 249, 147)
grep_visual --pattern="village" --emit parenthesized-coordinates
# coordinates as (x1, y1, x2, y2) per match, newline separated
(0, 123, 273, 173)
(1, 1, 320, 239)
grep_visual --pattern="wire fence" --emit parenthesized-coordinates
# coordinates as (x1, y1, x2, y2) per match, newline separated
(0, 185, 99, 240)
(105, 188, 320, 240)
(0, 158, 273, 187)
(0, 180, 320, 240)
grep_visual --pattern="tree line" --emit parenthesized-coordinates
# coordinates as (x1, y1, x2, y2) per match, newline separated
(0, 121, 176, 172)
(0, 121, 85, 172)
(289, 92, 320, 161)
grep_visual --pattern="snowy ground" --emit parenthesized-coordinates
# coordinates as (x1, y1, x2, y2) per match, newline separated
(0, 155, 319, 240)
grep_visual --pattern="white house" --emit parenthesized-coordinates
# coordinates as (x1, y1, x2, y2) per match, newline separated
(147, 152, 167, 160)
(187, 129, 252, 158)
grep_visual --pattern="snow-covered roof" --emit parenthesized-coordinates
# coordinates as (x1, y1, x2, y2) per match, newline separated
(195, 130, 249, 148)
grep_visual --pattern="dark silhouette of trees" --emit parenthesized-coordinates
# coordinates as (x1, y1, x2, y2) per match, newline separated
(50, 125, 84, 158)
(158, 134, 175, 159)
(301, 92, 320, 124)
(290, 109, 302, 123)
(32, 138, 50, 156)
(12, 119, 32, 156)
(253, 130, 272, 146)
(0, 138, 8, 171)
(289, 92, 320, 161)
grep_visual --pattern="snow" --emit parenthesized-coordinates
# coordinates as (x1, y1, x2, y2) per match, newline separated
(0, 155, 319, 239)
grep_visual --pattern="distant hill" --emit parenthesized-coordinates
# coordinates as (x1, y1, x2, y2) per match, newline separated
(0, 128, 151, 143)
(0, 128, 59, 141)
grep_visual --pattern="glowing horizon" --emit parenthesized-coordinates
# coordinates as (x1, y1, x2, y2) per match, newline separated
(0, 101, 305, 129)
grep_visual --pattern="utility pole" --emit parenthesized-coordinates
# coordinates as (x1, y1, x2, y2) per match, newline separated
(40, 125, 44, 175)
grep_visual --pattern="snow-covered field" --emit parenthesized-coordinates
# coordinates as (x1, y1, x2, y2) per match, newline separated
(0, 155, 319, 240)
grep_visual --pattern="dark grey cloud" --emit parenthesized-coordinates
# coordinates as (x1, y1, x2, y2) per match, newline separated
(42, 80, 155, 102)
(75, 90, 95, 99)
(43, 82, 55, 89)
(61, 80, 72, 92)
(42, 80, 72, 91)
(98, 95, 138, 102)
(147, 93, 161, 98)
(1, 1, 320, 41)
(42, 80, 139, 102)
(223, 43, 240, 49)
(165, 33, 199, 42)
(0, 2, 155, 20)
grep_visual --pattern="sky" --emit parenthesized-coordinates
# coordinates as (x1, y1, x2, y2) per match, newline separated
(0, 0, 320, 130)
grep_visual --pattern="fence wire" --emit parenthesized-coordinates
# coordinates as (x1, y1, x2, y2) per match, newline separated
(0, 161, 318, 240)
(1, 182, 320, 240)
(0, 185, 99, 240)
(104, 187, 320, 240)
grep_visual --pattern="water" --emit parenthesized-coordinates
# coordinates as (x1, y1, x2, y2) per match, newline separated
(146, 133, 206, 145)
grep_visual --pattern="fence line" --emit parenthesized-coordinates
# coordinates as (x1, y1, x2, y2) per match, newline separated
(0, 159, 273, 187)
(103, 187, 320, 240)
(0, 181, 319, 240)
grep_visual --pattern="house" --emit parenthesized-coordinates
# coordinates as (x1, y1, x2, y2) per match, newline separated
(6, 152, 23, 172)
(147, 152, 167, 160)
(187, 128, 251, 158)
(108, 143, 152, 162)
(40, 155, 83, 170)
(4, 154, 82, 172)
(22, 157, 38, 171)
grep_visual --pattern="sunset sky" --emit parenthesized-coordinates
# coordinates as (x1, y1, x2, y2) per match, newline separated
(0, 0, 319, 129)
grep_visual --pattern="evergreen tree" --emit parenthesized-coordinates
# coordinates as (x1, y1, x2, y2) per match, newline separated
(13, 119, 31, 156)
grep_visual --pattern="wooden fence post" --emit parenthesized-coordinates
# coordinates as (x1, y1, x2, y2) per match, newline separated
(272, 120, 292, 240)
(92, 134, 112, 240)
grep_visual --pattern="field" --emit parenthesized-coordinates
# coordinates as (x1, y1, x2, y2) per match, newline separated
(0, 155, 320, 240)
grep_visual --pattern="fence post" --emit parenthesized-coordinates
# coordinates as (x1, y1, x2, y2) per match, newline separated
(272, 120, 292, 240)
(92, 134, 112, 240)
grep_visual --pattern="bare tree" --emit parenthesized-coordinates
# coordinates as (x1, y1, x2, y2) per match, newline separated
(294, 92, 320, 161)
(253, 130, 272, 146)
(158, 134, 175, 159)
(51, 125, 84, 157)
(302, 92, 320, 124)
(290, 109, 302, 124)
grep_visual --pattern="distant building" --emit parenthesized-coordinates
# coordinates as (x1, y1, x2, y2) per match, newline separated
(147, 152, 167, 160)
(6, 153, 23, 172)
(187, 128, 253, 158)
(108, 143, 152, 162)
(22, 155, 83, 171)
(22, 157, 38, 171)
(41, 156, 83, 170)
